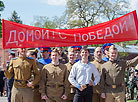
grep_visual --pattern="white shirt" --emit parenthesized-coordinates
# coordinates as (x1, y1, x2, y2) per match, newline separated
(68, 60, 100, 88)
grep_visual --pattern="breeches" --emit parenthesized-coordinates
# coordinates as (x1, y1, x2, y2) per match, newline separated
(11, 86, 33, 102)
(105, 91, 125, 102)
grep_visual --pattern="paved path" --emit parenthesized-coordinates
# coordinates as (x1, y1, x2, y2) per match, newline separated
(0, 97, 8, 102)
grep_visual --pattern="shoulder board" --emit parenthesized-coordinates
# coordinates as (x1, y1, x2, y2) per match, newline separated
(11, 57, 18, 60)
(27, 57, 34, 60)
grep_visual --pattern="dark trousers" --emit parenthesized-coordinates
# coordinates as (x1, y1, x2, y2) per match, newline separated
(7, 78, 14, 102)
(130, 83, 138, 100)
(73, 86, 93, 102)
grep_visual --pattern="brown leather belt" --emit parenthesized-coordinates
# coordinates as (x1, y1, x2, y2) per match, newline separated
(14, 79, 28, 84)
(47, 85, 64, 88)
(106, 83, 122, 89)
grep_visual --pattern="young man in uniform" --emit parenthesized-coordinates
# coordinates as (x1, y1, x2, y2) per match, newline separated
(91, 47, 105, 102)
(66, 48, 76, 102)
(68, 48, 100, 102)
(27, 48, 44, 102)
(39, 48, 69, 102)
(3, 48, 40, 102)
(101, 45, 138, 102)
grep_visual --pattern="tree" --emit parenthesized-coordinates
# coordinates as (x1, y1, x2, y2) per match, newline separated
(102, 0, 130, 21)
(32, 15, 66, 29)
(8, 11, 22, 24)
(65, 0, 129, 29)
(0, 1, 5, 38)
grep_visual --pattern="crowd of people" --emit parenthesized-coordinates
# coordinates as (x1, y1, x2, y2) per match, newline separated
(0, 43, 138, 102)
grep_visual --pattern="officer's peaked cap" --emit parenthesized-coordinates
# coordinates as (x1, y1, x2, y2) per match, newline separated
(103, 43, 114, 53)
(71, 46, 82, 51)
(39, 47, 50, 52)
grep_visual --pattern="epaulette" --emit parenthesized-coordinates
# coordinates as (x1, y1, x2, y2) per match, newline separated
(27, 57, 34, 60)
(11, 57, 18, 60)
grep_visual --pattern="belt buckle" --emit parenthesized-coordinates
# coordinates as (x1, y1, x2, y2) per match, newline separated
(22, 81, 26, 84)
(112, 85, 116, 88)
(56, 84, 58, 88)
(82, 84, 87, 89)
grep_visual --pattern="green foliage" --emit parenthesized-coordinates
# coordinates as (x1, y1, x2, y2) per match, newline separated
(0, 1, 4, 11)
(33, 16, 56, 29)
(32, 16, 65, 29)
(0, 19, 2, 38)
(118, 52, 128, 60)
(102, 0, 129, 21)
(8, 11, 22, 24)
(65, 0, 129, 28)
(0, 1, 4, 38)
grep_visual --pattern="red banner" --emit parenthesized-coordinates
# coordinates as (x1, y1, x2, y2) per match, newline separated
(2, 11, 138, 49)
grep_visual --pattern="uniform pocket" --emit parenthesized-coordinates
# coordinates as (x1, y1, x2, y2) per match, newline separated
(13, 65, 20, 69)
(13, 65, 20, 78)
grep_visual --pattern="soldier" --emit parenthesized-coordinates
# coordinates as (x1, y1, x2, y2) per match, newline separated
(71, 46, 82, 62)
(102, 43, 113, 62)
(68, 48, 100, 102)
(66, 48, 76, 102)
(39, 48, 69, 102)
(101, 45, 138, 102)
(91, 47, 105, 102)
(27, 48, 44, 102)
(56, 47, 68, 64)
(6, 51, 16, 102)
(2, 48, 40, 102)
(38, 47, 52, 65)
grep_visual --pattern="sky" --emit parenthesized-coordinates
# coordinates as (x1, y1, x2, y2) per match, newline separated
(1, 0, 66, 25)
(1, 0, 138, 26)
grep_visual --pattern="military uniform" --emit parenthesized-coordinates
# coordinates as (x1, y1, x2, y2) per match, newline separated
(39, 63, 69, 102)
(4, 57, 40, 102)
(91, 59, 105, 102)
(33, 61, 44, 102)
(101, 56, 138, 102)
(66, 62, 75, 102)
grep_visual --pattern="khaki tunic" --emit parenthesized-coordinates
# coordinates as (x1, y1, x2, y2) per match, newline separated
(66, 62, 75, 72)
(66, 62, 75, 101)
(91, 59, 105, 94)
(4, 57, 40, 88)
(33, 61, 44, 102)
(39, 63, 69, 99)
(91, 59, 105, 102)
(101, 56, 138, 93)
(36, 61, 44, 72)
